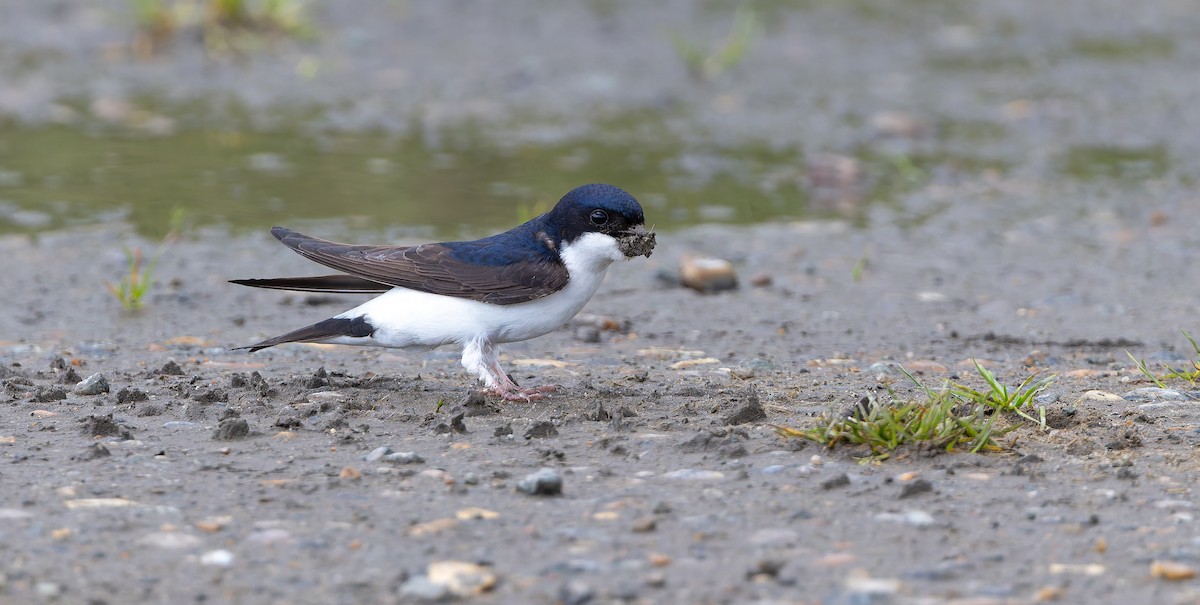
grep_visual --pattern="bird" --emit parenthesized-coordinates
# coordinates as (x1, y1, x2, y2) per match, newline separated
(230, 183, 656, 401)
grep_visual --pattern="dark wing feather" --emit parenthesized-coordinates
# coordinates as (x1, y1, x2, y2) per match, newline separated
(270, 227, 569, 305)
(229, 275, 392, 294)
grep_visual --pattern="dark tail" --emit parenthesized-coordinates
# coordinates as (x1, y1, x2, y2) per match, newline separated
(230, 274, 390, 294)
(237, 316, 376, 352)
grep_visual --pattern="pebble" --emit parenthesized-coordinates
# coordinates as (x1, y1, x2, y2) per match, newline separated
(723, 388, 766, 425)
(138, 531, 204, 549)
(35, 582, 62, 599)
(33, 386, 67, 402)
(365, 446, 392, 462)
(1151, 560, 1197, 581)
(213, 418, 250, 441)
(56, 367, 81, 384)
(820, 473, 851, 490)
(426, 560, 497, 596)
(1124, 387, 1186, 401)
(574, 326, 602, 343)
(79, 414, 128, 438)
(663, 469, 725, 481)
(159, 360, 185, 375)
(116, 387, 149, 403)
(74, 373, 110, 395)
(679, 254, 738, 293)
(398, 576, 449, 601)
(844, 573, 902, 598)
(874, 510, 935, 527)
(200, 549, 235, 567)
(558, 580, 594, 605)
(383, 451, 426, 464)
(1080, 390, 1123, 402)
(898, 478, 934, 499)
(516, 468, 563, 496)
(524, 421, 559, 439)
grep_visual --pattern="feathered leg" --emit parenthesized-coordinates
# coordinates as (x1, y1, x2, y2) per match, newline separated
(461, 337, 555, 402)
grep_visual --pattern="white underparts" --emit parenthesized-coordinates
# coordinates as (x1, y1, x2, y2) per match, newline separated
(322, 231, 627, 389)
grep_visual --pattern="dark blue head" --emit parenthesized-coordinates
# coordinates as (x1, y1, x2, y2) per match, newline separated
(547, 183, 646, 244)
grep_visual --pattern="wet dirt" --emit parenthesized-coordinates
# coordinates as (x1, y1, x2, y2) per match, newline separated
(3, 1, 1200, 604)
(3, 195, 1200, 604)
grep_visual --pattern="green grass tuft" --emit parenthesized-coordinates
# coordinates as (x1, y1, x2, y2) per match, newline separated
(673, 6, 761, 80)
(776, 361, 1054, 461)
(106, 247, 155, 312)
(1127, 330, 1200, 387)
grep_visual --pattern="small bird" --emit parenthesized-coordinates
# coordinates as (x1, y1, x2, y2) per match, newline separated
(231, 184, 656, 401)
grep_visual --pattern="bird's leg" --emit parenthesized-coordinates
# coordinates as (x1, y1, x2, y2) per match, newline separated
(462, 337, 554, 402)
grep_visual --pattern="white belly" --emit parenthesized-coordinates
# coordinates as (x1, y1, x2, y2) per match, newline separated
(331, 231, 624, 348)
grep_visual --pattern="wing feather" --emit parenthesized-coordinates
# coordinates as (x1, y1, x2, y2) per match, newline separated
(269, 227, 568, 305)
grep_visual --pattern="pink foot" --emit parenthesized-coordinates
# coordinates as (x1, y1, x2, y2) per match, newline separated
(485, 384, 557, 402)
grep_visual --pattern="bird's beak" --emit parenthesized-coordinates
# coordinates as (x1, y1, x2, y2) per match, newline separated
(616, 224, 656, 258)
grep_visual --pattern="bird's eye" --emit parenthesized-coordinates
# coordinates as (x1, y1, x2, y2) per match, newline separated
(589, 209, 609, 225)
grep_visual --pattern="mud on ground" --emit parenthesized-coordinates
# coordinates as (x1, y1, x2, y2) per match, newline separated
(3, 190, 1200, 604)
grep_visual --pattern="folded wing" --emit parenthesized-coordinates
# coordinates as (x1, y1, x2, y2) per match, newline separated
(254, 227, 569, 305)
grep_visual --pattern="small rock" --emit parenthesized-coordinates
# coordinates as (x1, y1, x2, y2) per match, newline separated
(729, 366, 756, 380)
(1081, 390, 1123, 402)
(632, 517, 657, 533)
(574, 326, 602, 343)
(427, 560, 498, 596)
(160, 360, 185, 376)
(749, 273, 773, 288)
(1151, 560, 1197, 581)
(274, 414, 302, 429)
(383, 452, 425, 464)
(494, 423, 513, 437)
(213, 418, 250, 441)
(398, 576, 450, 601)
(461, 391, 500, 416)
(200, 549, 235, 567)
(116, 387, 148, 403)
(679, 254, 738, 293)
(33, 386, 68, 402)
(192, 388, 227, 404)
(875, 510, 935, 527)
(449, 412, 467, 433)
(79, 414, 130, 438)
(898, 478, 934, 499)
(820, 473, 851, 490)
(663, 469, 724, 480)
(723, 387, 766, 425)
(558, 580, 594, 605)
(134, 403, 165, 417)
(516, 468, 563, 496)
(138, 531, 204, 549)
(75, 373, 110, 395)
(365, 446, 392, 462)
(56, 367, 82, 384)
(35, 582, 62, 599)
(1124, 387, 1186, 402)
(524, 421, 559, 439)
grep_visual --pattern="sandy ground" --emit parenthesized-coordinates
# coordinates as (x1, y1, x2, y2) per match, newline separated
(3, 192, 1200, 604)
(3, 1, 1200, 604)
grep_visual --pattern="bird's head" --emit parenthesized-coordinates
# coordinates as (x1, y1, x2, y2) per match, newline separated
(547, 184, 656, 260)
